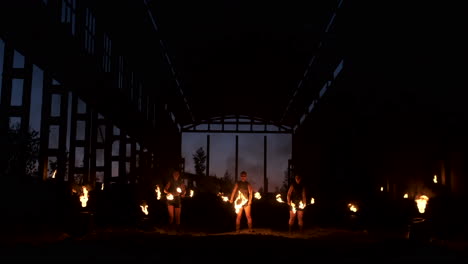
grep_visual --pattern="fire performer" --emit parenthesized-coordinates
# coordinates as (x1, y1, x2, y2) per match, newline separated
(287, 174, 307, 234)
(164, 169, 186, 232)
(229, 171, 253, 233)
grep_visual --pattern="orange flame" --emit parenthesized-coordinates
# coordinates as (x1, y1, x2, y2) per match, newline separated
(167, 193, 174, 201)
(189, 189, 194, 197)
(310, 197, 315, 204)
(234, 191, 248, 213)
(348, 203, 357, 213)
(155, 185, 161, 200)
(276, 194, 285, 203)
(415, 195, 429, 214)
(51, 170, 57, 179)
(254, 192, 261, 199)
(79, 186, 89, 207)
(140, 205, 149, 215)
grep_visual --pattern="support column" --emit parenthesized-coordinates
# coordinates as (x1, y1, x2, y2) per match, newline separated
(264, 135, 268, 193)
(235, 135, 238, 182)
(206, 134, 210, 177)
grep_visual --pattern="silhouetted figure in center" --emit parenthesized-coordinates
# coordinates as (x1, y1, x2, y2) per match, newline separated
(164, 169, 186, 233)
(287, 174, 307, 234)
(230, 171, 253, 233)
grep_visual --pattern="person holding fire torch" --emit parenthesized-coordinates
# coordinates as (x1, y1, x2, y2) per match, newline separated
(230, 171, 253, 233)
(287, 174, 307, 234)
(164, 169, 186, 233)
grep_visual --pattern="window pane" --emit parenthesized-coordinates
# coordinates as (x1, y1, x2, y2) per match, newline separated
(112, 161, 119, 177)
(51, 94, 61, 117)
(13, 50, 25, 68)
(96, 149, 104, 167)
(75, 147, 84, 167)
(77, 97, 86, 113)
(48, 125, 59, 149)
(9, 116, 21, 130)
(112, 140, 119, 156)
(30, 65, 43, 136)
(97, 125, 105, 143)
(11, 79, 24, 106)
(76, 120, 86, 140)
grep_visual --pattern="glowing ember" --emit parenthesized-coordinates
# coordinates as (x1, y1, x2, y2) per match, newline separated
(348, 203, 357, 213)
(140, 204, 149, 215)
(254, 192, 261, 199)
(155, 185, 161, 200)
(403, 193, 408, 199)
(79, 186, 89, 207)
(310, 197, 315, 204)
(276, 194, 285, 203)
(433, 175, 438, 184)
(415, 195, 429, 214)
(234, 191, 248, 213)
(189, 190, 194, 197)
(166, 193, 174, 200)
(176, 187, 182, 193)
(51, 170, 57, 179)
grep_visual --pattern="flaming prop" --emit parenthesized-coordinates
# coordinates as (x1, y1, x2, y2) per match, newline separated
(140, 204, 149, 215)
(415, 194, 429, 214)
(155, 185, 161, 200)
(189, 189, 194, 197)
(176, 187, 182, 193)
(79, 186, 89, 207)
(291, 202, 296, 214)
(276, 194, 285, 203)
(433, 175, 438, 184)
(166, 193, 174, 201)
(218, 192, 229, 202)
(234, 191, 248, 213)
(403, 193, 408, 199)
(254, 192, 261, 199)
(348, 203, 358, 213)
(310, 197, 315, 204)
(101, 183, 104, 191)
(51, 170, 57, 179)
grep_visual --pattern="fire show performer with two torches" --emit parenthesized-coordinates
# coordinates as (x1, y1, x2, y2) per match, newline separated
(164, 169, 186, 232)
(230, 171, 254, 233)
(287, 174, 307, 234)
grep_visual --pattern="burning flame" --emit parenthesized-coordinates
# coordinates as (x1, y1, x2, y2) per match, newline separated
(176, 187, 182, 193)
(380, 186, 383, 191)
(234, 191, 248, 213)
(79, 186, 89, 207)
(155, 185, 161, 200)
(254, 192, 261, 199)
(51, 170, 57, 179)
(433, 175, 438, 184)
(291, 202, 296, 214)
(310, 197, 315, 204)
(276, 194, 284, 203)
(101, 183, 104, 191)
(415, 195, 429, 214)
(167, 193, 174, 200)
(348, 203, 357, 213)
(299, 201, 305, 209)
(189, 190, 194, 197)
(403, 193, 408, 199)
(218, 192, 229, 202)
(140, 204, 149, 215)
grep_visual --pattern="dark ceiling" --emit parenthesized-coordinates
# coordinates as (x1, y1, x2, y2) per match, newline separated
(147, 0, 339, 128)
